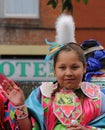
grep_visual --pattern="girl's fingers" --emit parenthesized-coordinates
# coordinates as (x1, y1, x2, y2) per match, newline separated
(66, 123, 80, 130)
(1, 90, 9, 98)
(2, 79, 18, 91)
(1, 80, 15, 95)
(2, 81, 9, 91)
(9, 80, 20, 90)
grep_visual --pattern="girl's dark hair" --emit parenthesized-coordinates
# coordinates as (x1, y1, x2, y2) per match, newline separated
(51, 81, 87, 99)
(53, 42, 86, 68)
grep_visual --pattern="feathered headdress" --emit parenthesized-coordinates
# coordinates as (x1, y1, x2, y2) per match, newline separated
(55, 13, 76, 44)
(45, 13, 76, 61)
(45, 14, 76, 129)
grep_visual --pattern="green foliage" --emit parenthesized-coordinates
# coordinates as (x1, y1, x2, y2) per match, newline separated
(47, 0, 88, 12)
(47, 0, 58, 9)
(62, 0, 73, 12)
(82, 0, 88, 4)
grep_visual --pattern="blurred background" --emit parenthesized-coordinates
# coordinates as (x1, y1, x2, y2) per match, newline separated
(0, 0, 105, 98)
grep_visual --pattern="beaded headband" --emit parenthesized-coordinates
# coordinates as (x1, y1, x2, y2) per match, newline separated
(45, 39, 64, 62)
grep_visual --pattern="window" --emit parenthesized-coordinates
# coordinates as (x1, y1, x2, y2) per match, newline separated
(0, 0, 39, 18)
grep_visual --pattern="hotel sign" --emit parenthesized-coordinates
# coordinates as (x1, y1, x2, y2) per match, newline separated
(0, 59, 55, 81)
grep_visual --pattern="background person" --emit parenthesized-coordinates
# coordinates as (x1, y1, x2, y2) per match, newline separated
(81, 39, 105, 94)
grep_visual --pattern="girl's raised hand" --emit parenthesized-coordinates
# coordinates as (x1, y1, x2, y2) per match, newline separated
(1, 79, 25, 106)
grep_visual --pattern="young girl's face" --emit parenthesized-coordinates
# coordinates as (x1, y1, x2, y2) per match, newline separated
(54, 50, 86, 90)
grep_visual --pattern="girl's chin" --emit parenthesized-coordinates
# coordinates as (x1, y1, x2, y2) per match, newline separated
(59, 84, 77, 90)
(63, 86, 74, 90)
(63, 85, 78, 90)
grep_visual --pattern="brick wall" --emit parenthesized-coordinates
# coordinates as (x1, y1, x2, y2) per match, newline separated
(72, 0, 105, 46)
(0, 0, 105, 47)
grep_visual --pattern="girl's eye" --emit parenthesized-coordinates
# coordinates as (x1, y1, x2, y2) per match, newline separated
(59, 66, 65, 69)
(72, 66, 79, 69)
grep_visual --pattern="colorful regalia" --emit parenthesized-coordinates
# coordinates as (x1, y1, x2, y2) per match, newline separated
(26, 82, 105, 130)
(0, 74, 19, 130)
(1, 94, 19, 130)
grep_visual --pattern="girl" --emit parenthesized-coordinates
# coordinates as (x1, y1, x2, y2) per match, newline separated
(1, 42, 105, 130)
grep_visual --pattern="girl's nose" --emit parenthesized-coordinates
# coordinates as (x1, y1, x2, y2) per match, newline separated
(65, 69, 72, 76)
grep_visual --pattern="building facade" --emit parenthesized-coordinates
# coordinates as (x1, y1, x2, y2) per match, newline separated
(0, 0, 105, 96)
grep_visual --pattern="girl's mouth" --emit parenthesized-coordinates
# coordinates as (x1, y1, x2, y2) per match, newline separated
(64, 79, 75, 82)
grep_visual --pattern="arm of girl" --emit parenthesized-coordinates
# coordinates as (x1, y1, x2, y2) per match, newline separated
(1, 79, 32, 130)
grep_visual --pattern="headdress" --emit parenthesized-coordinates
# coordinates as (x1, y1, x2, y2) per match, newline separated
(45, 14, 76, 129)
(81, 39, 104, 55)
(80, 39, 105, 81)
(45, 13, 76, 62)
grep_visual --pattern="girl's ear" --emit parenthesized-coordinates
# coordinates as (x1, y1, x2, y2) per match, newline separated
(54, 70, 56, 77)
(83, 63, 87, 74)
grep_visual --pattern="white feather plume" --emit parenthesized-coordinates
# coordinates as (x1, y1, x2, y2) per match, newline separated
(55, 13, 76, 44)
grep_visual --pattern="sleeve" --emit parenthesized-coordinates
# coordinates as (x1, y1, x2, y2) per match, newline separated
(86, 126, 105, 130)
(87, 92, 105, 129)
(100, 91, 105, 114)
(25, 87, 45, 130)
(28, 114, 40, 130)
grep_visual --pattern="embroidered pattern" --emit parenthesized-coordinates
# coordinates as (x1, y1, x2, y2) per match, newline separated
(4, 99, 19, 130)
(15, 104, 28, 120)
(81, 82, 100, 99)
(53, 91, 82, 126)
